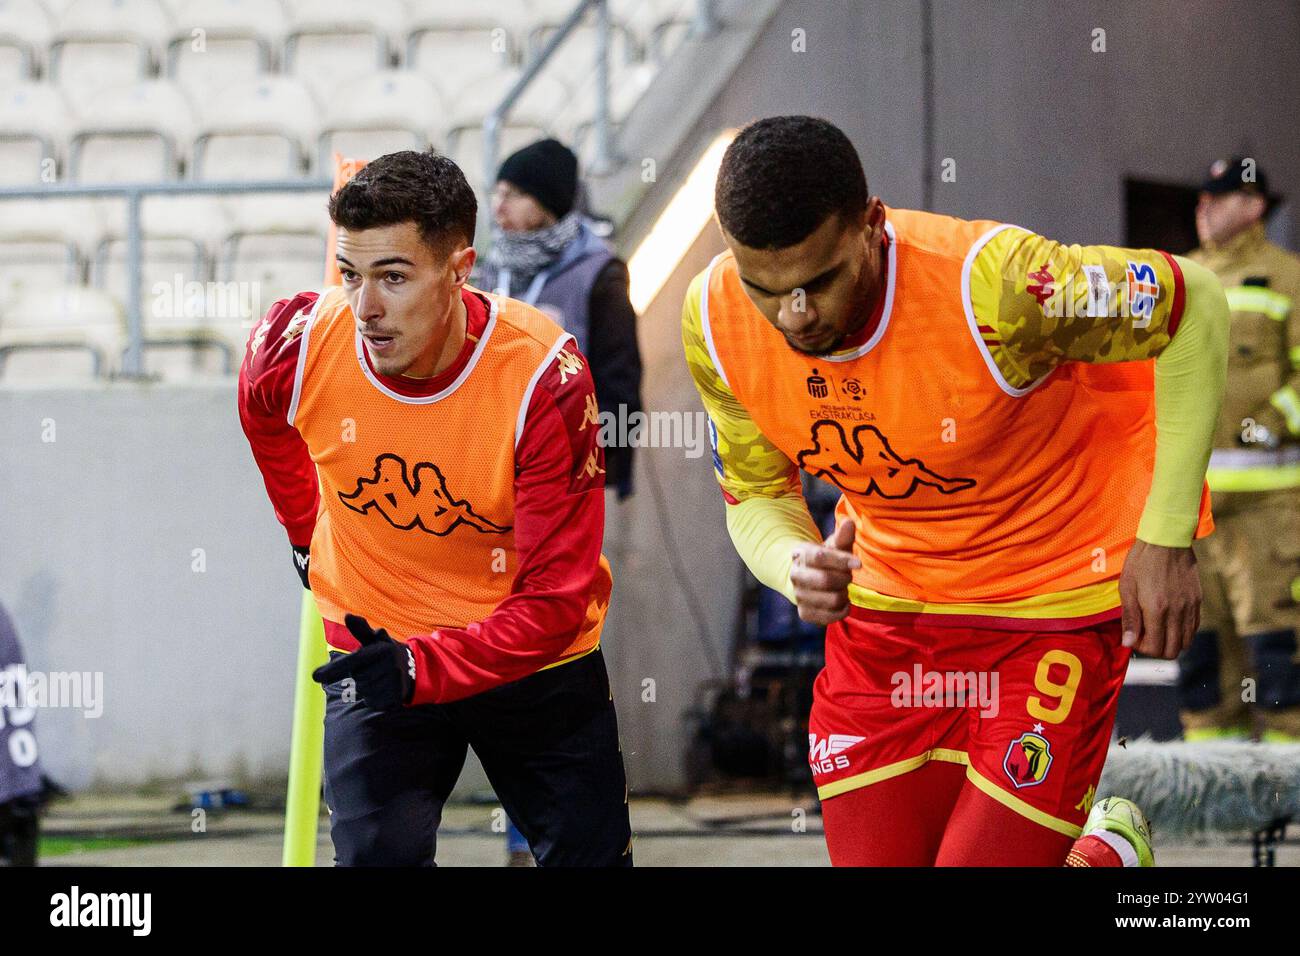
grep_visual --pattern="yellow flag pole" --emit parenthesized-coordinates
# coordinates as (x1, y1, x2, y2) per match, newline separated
(282, 589, 329, 866)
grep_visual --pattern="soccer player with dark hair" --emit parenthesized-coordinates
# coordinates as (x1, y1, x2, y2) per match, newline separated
(685, 116, 1230, 865)
(238, 149, 631, 866)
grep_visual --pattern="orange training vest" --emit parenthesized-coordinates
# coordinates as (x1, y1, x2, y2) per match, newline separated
(290, 285, 610, 658)
(703, 208, 1213, 606)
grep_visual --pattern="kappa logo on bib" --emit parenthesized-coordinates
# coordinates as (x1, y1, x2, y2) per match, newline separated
(339, 453, 511, 537)
(796, 419, 976, 499)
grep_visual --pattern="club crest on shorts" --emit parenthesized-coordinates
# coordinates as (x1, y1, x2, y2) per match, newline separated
(1003, 729, 1053, 788)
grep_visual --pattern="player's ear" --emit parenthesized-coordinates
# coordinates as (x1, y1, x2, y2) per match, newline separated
(449, 244, 476, 287)
(863, 197, 884, 236)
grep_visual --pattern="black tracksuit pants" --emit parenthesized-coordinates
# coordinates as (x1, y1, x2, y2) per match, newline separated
(321, 648, 632, 867)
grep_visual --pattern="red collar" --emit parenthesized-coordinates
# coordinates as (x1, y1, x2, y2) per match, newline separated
(362, 289, 489, 397)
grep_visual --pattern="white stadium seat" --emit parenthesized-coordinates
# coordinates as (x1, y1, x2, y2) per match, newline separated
(404, 0, 536, 34)
(192, 75, 319, 180)
(0, 82, 72, 184)
(166, 0, 288, 100)
(0, 283, 124, 381)
(0, 236, 81, 308)
(317, 70, 446, 169)
(220, 191, 326, 237)
(90, 233, 206, 314)
(0, 0, 55, 83)
(50, 0, 173, 105)
(526, 20, 637, 92)
(0, 196, 114, 254)
(216, 189, 329, 352)
(218, 229, 325, 338)
(444, 67, 568, 191)
(69, 79, 196, 181)
(406, 26, 517, 95)
(609, 0, 695, 53)
(282, 0, 406, 101)
(527, 0, 595, 24)
(444, 65, 569, 127)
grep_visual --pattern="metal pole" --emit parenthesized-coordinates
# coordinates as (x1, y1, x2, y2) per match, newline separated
(480, 0, 596, 241)
(481, 111, 500, 241)
(692, 0, 719, 38)
(122, 188, 144, 378)
(592, 0, 615, 176)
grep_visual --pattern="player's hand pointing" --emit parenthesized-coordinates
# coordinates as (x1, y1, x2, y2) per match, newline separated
(1118, 540, 1201, 660)
(790, 520, 861, 626)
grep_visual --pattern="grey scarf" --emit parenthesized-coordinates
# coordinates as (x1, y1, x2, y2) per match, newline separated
(484, 211, 583, 299)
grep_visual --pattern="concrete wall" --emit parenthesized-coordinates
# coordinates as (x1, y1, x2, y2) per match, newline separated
(0, 385, 300, 790)
(650, 0, 1298, 249)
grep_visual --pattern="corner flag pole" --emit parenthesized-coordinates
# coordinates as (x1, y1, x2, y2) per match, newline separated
(282, 589, 329, 866)
(282, 154, 367, 866)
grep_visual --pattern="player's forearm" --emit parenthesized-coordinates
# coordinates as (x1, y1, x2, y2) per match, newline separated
(726, 494, 823, 603)
(407, 488, 604, 704)
(1137, 257, 1229, 547)
(237, 369, 320, 546)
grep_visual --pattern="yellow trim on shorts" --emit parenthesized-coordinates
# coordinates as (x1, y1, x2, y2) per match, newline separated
(817, 748, 1084, 839)
(817, 747, 969, 800)
(537, 641, 600, 672)
(963, 764, 1082, 838)
(847, 579, 1119, 621)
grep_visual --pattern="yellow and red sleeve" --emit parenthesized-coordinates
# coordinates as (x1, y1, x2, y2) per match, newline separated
(969, 229, 1228, 547)
(681, 270, 820, 602)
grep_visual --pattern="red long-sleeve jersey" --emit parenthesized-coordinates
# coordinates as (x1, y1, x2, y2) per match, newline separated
(237, 287, 608, 703)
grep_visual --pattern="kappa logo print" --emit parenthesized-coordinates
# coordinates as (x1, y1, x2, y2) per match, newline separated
(797, 420, 976, 498)
(339, 453, 511, 536)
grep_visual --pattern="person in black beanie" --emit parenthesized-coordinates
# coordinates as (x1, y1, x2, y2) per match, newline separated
(478, 138, 643, 501)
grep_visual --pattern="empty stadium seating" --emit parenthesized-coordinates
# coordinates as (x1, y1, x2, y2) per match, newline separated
(0, 284, 123, 381)
(0, 82, 71, 183)
(0, 0, 56, 85)
(0, 0, 702, 382)
(166, 0, 287, 101)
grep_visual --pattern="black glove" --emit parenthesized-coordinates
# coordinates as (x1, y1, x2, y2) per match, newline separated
(292, 544, 311, 590)
(311, 615, 415, 711)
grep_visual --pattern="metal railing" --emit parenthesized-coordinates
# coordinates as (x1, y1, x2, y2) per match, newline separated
(480, 0, 720, 237)
(2, 0, 722, 378)
(0, 178, 330, 378)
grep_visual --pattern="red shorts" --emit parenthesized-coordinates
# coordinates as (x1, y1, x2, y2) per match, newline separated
(808, 610, 1130, 838)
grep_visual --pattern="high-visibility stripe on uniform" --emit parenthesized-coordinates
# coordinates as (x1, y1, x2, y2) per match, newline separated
(1225, 285, 1293, 321)
(1270, 384, 1300, 435)
(1206, 446, 1300, 491)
